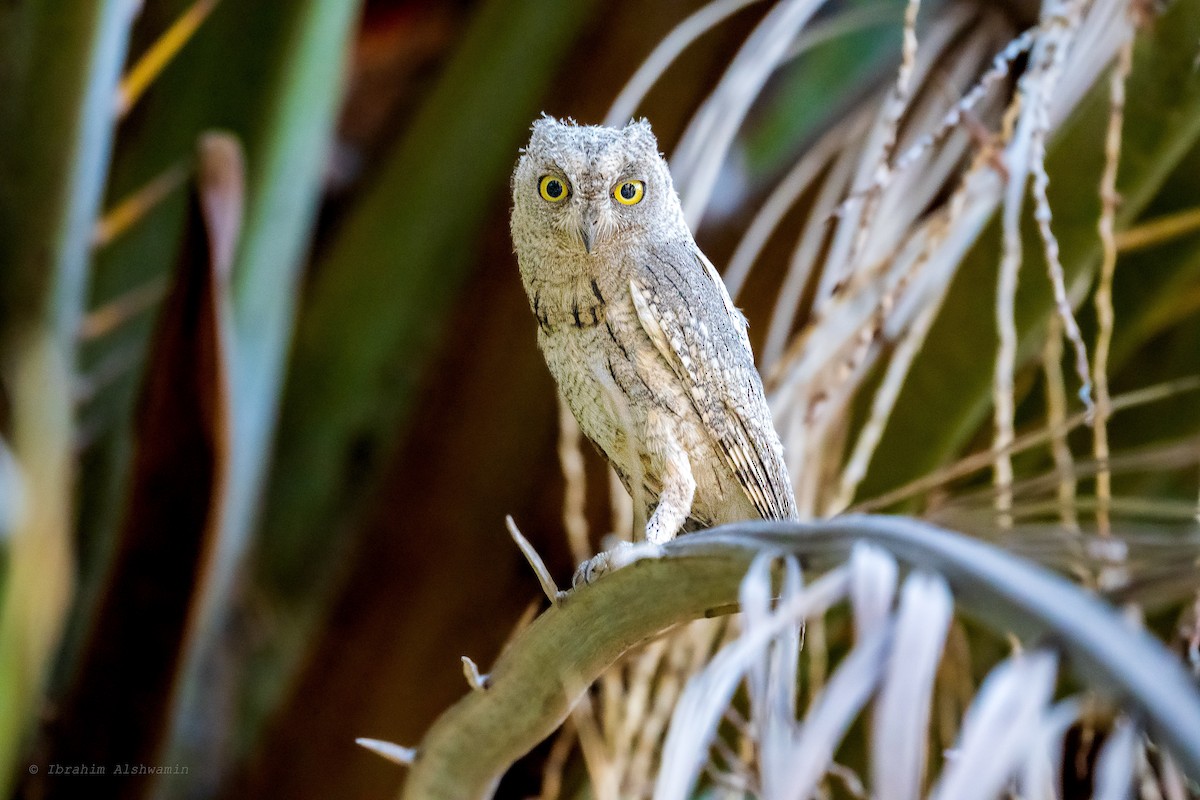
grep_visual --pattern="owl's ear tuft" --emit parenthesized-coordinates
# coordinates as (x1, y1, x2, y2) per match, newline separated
(622, 118, 659, 152)
(532, 113, 561, 132)
(528, 115, 565, 153)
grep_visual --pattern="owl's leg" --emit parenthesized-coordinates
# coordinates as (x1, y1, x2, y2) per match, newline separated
(643, 413, 695, 546)
(572, 414, 693, 586)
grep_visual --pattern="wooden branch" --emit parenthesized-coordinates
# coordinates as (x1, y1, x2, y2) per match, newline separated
(400, 548, 750, 799)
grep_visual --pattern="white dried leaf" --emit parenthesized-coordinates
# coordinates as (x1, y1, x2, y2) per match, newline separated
(930, 650, 1058, 800)
(850, 542, 898, 642)
(655, 566, 850, 800)
(1093, 717, 1138, 800)
(872, 571, 953, 800)
(770, 624, 892, 800)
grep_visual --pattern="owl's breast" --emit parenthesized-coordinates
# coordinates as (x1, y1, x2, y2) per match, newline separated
(528, 277, 610, 333)
(536, 289, 661, 426)
(539, 295, 691, 461)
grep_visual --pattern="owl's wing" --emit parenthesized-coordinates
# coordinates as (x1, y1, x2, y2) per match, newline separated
(629, 241, 797, 520)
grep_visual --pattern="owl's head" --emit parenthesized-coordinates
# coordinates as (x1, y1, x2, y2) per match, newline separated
(511, 116, 682, 256)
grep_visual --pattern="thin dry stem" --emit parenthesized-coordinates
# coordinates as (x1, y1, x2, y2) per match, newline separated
(92, 161, 189, 249)
(831, 181, 959, 515)
(671, 0, 824, 224)
(600, 667, 624, 778)
(78, 277, 167, 341)
(630, 621, 726, 794)
(769, 9, 1008, 497)
(841, 0, 922, 281)
(993, 89, 1026, 530)
(506, 516, 563, 604)
(1031, 1, 1095, 419)
(572, 686, 620, 800)
(732, 709, 756, 800)
(538, 717, 578, 800)
(993, 249, 1019, 523)
(762, 135, 861, 370)
(118, 0, 219, 117)
(825, 19, 1026, 241)
(833, 302, 938, 513)
(932, 436, 1200, 520)
(809, 2, 984, 310)
(356, 737, 415, 766)
(978, 493, 1200, 523)
(569, 612, 730, 796)
(936, 620, 975, 757)
(994, 0, 1092, 528)
(723, 111, 864, 302)
(1116, 206, 1200, 252)
(1092, 32, 1133, 538)
(614, 647, 665, 780)
(708, 734, 757, 792)
(1042, 315, 1079, 530)
(626, 652, 681, 792)
(1159, 747, 1190, 800)
(855, 377, 1200, 512)
(822, 73, 1010, 511)
(890, 27, 1035, 177)
(704, 764, 756, 796)
(1030, 122, 1094, 416)
(461, 656, 488, 691)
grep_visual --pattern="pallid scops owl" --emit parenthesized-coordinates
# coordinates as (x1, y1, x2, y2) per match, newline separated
(511, 116, 797, 554)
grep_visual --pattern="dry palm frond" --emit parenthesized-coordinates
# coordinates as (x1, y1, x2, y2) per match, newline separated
(539, 0, 1193, 796)
(654, 543, 1182, 800)
(670, 0, 827, 226)
(752, 0, 1133, 520)
(390, 516, 1200, 798)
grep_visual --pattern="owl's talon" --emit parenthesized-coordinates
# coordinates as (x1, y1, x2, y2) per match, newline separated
(572, 541, 663, 587)
(571, 557, 604, 587)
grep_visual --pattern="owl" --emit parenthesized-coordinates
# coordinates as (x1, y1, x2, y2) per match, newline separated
(510, 116, 797, 554)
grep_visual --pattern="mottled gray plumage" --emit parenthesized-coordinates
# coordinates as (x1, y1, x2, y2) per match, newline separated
(511, 116, 797, 546)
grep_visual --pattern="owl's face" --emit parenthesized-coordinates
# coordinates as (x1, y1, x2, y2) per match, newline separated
(512, 117, 680, 256)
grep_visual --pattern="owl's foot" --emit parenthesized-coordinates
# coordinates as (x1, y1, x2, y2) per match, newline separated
(572, 541, 663, 587)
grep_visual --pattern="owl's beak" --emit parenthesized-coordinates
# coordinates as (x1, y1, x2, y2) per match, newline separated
(579, 206, 601, 255)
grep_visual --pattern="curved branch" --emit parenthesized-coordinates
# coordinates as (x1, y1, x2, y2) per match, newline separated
(398, 516, 1200, 798)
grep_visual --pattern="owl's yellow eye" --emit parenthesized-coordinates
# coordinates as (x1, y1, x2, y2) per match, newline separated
(539, 175, 568, 202)
(613, 180, 644, 205)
